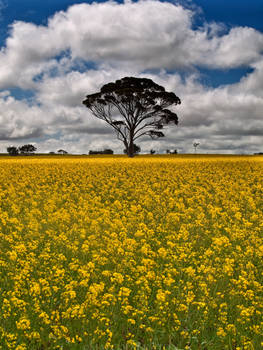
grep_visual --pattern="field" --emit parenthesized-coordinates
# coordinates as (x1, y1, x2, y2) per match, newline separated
(0, 155, 262, 350)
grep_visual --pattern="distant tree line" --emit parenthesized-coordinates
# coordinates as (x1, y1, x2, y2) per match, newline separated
(49, 150, 68, 155)
(89, 149, 114, 155)
(7, 144, 37, 156)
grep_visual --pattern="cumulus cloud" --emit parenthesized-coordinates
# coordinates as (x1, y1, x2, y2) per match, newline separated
(1, 1, 263, 89)
(0, 91, 46, 139)
(0, 1, 263, 154)
(141, 69, 263, 153)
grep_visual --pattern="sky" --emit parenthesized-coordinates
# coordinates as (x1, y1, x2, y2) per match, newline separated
(0, 0, 263, 154)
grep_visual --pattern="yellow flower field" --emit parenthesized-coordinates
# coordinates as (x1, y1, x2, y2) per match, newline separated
(0, 155, 262, 349)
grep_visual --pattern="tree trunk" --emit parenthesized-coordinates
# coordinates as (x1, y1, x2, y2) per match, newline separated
(127, 140, 135, 157)
(123, 130, 135, 157)
(128, 129, 135, 157)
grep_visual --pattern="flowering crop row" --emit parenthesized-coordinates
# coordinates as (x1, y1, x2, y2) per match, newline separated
(0, 155, 262, 349)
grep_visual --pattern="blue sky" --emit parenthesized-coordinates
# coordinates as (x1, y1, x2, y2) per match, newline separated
(195, 0, 263, 31)
(0, 0, 263, 154)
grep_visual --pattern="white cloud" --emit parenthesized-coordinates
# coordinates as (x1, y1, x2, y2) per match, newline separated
(0, 92, 45, 139)
(1, 1, 263, 89)
(231, 60, 263, 98)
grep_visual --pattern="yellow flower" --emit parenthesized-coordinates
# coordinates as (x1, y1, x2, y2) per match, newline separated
(16, 318, 30, 331)
(217, 327, 226, 338)
(15, 344, 27, 350)
(1, 155, 262, 348)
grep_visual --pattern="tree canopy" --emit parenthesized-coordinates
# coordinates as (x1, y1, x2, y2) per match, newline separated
(83, 77, 181, 157)
(57, 149, 68, 155)
(19, 144, 36, 154)
(7, 146, 19, 156)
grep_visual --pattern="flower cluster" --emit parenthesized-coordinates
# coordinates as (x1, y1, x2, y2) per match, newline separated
(0, 155, 262, 349)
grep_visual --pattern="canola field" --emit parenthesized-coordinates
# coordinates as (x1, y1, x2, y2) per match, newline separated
(0, 155, 262, 350)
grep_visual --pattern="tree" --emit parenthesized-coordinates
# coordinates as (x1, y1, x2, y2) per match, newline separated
(7, 146, 19, 156)
(123, 143, 141, 155)
(19, 144, 37, 155)
(57, 149, 68, 155)
(83, 77, 181, 157)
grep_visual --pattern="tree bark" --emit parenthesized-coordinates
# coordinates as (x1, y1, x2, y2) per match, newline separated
(127, 134, 134, 157)
(123, 141, 135, 157)
(127, 143, 134, 157)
